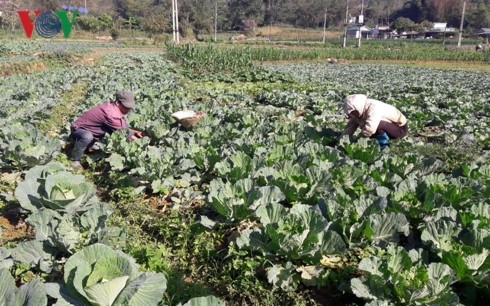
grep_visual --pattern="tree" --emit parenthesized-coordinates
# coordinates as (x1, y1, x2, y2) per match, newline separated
(227, 0, 264, 30)
(427, 0, 461, 22)
(140, 5, 171, 35)
(37, 0, 62, 10)
(114, 0, 152, 19)
(0, 0, 22, 30)
(466, 2, 490, 29)
(178, 0, 215, 37)
(365, 0, 389, 26)
(391, 0, 429, 23)
(418, 19, 433, 31)
(392, 16, 415, 32)
(76, 13, 112, 34)
(293, 0, 325, 28)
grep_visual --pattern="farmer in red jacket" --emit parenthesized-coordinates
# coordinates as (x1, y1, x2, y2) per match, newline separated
(69, 90, 143, 170)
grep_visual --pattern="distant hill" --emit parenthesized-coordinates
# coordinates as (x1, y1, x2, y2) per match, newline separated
(0, 0, 116, 13)
(58, 0, 115, 14)
(83, 0, 115, 14)
(1, 0, 488, 33)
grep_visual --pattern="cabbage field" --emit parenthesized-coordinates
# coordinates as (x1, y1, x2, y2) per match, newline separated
(0, 40, 489, 306)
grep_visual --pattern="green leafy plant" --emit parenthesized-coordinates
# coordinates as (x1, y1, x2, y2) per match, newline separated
(339, 136, 381, 165)
(15, 162, 98, 214)
(208, 178, 285, 221)
(351, 245, 459, 305)
(237, 204, 346, 263)
(0, 123, 60, 170)
(14, 162, 120, 254)
(0, 269, 47, 305)
(45, 243, 167, 306)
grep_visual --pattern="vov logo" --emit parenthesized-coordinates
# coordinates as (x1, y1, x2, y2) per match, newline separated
(17, 10, 78, 38)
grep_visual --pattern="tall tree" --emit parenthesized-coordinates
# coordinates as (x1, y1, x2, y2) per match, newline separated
(391, 0, 430, 23)
(0, 0, 23, 30)
(466, 2, 490, 29)
(179, 0, 215, 36)
(37, 0, 61, 10)
(426, 0, 461, 22)
(293, 0, 325, 28)
(140, 4, 171, 35)
(227, 0, 264, 30)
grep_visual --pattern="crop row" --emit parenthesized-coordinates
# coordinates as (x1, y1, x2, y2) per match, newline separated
(167, 43, 490, 65)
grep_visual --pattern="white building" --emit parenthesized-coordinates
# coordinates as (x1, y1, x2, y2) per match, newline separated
(425, 22, 456, 38)
(346, 25, 373, 39)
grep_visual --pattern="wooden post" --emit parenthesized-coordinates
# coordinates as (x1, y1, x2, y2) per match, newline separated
(443, 24, 447, 45)
(269, 20, 272, 41)
(172, 0, 176, 43)
(322, 9, 327, 44)
(357, 0, 364, 48)
(457, 1, 466, 48)
(175, 0, 180, 44)
(214, 0, 217, 42)
(343, 0, 349, 48)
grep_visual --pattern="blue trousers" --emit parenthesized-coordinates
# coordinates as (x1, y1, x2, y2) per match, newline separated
(70, 129, 95, 161)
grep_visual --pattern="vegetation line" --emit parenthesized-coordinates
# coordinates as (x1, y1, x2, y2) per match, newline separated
(39, 81, 89, 136)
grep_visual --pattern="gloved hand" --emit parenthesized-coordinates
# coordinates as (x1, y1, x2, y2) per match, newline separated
(375, 132, 390, 148)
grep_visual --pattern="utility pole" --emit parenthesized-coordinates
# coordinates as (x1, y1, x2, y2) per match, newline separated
(322, 8, 327, 44)
(214, 0, 217, 42)
(357, 0, 364, 48)
(343, 0, 349, 48)
(443, 23, 447, 45)
(175, 0, 180, 44)
(268, 0, 273, 41)
(269, 18, 272, 41)
(172, 0, 180, 44)
(172, 0, 176, 43)
(457, 1, 466, 48)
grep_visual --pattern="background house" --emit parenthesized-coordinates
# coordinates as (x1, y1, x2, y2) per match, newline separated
(372, 25, 395, 39)
(424, 22, 456, 38)
(476, 28, 490, 44)
(346, 25, 373, 39)
(400, 30, 420, 39)
(61, 5, 90, 14)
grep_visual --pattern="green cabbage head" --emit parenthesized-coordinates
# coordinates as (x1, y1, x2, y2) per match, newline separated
(46, 243, 166, 306)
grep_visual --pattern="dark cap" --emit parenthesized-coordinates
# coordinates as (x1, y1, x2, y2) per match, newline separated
(116, 90, 135, 109)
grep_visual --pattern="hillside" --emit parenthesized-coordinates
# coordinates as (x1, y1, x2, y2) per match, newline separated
(1, 0, 116, 13)
(1, 0, 488, 36)
(77, 0, 115, 13)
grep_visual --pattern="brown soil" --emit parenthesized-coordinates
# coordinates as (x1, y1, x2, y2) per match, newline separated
(143, 191, 205, 214)
(146, 195, 173, 215)
(0, 61, 47, 77)
(0, 208, 34, 244)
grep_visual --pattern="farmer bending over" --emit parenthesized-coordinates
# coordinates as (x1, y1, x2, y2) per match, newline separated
(341, 94, 408, 147)
(69, 90, 144, 170)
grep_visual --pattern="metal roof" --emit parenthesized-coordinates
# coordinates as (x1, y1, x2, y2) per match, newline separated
(347, 25, 372, 32)
(425, 27, 456, 33)
(476, 28, 490, 34)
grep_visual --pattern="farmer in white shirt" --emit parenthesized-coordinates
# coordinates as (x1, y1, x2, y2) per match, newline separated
(341, 94, 408, 147)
